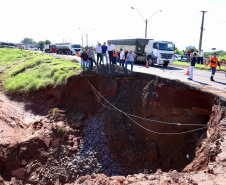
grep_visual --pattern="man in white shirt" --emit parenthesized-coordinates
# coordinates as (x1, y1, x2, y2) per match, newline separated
(96, 43, 102, 65)
(119, 48, 125, 68)
(107, 41, 115, 64)
(200, 50, 204, 64)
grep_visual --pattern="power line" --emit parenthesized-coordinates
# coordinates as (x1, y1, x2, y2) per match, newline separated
(85, 77, 226, 135)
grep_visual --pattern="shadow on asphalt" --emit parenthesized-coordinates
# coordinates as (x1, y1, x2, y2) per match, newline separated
(214, 81, 226, 85)
(192, 80, 210, 86)
(134, 64, 183, 71)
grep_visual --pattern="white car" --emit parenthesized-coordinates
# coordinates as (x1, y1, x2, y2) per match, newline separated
(174, 54, 181, 61)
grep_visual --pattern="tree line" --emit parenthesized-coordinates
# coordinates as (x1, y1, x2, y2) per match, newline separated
(21, 37, 51, 50)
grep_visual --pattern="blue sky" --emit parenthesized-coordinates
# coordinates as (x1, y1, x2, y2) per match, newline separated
(1, 0, 226, 51)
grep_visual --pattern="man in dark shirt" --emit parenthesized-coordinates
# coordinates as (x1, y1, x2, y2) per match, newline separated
(188, 53, 197, 80)
(80, 50, 90, 70)
(101, 42, 108, 64)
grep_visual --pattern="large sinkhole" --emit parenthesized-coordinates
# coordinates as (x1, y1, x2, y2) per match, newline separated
(59, 69, 218, 177)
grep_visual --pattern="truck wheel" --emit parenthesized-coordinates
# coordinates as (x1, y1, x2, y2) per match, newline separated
(163, 64, 168, 67)
(148, 58, 154, 66)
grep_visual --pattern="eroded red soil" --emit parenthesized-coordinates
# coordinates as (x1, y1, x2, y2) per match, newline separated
(0, 65, 226, 184)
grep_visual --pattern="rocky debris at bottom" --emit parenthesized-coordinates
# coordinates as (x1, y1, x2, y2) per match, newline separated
(0, 176, 6, 185)
(67, 115, 123, 179)
(72, 170, 198, 185)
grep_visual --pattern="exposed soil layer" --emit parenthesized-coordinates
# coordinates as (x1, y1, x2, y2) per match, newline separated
(0, 65, 226, 184)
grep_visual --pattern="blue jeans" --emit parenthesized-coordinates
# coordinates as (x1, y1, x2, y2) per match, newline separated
(102, 53, 108, 64)
(119, 60, 125, 68)
(113, 57, 117, 64)
(200, 57, 203, 64)
(108, 51, 113, 64)
(92, 58, 97, 66)
(97, 53, 102, 65)
(125, 60, 134, 71)
(187, 57, 190, 63)
(211, 67, 216, 77)
(81, 59, 83, 68)
(83, 60, 91, 70)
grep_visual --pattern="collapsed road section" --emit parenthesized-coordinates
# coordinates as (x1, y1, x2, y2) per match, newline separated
(0, 65, 226, 184)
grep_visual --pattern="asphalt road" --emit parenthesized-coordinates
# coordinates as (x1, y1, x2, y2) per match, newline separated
(46, 52, 226, 90)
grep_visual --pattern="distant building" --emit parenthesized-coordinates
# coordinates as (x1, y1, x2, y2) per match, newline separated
(186, 46, 196, 50)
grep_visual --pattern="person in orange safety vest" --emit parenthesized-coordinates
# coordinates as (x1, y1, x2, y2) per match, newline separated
(210, 52, 220, 81)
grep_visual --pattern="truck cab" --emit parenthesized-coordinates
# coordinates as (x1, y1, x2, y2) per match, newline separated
(108, 38, 174, 67)
(147, 40, 175, 67)
(71, 44, 81, 54)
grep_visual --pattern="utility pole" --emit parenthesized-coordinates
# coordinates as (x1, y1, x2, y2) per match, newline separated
(78, 28, 94, 48)
(81, 35, 83, 48)
(86, 34, 88, 47)
(199, 11, 207, 51)
(131, 7, 161, 39)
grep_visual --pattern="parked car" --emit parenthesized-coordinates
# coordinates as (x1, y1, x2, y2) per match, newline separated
(181, 57, 187, 62)
(174, 54, 181, 61)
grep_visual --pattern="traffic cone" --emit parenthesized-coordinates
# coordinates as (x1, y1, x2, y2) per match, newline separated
(186, 66, 190, 75)
(146, 60, 149, 68)
(67, 53, 68, 56)
(72, 53, 73, 56)
(62, 52, 63, 55)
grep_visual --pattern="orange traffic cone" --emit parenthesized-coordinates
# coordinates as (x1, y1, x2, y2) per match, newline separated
(146, 60, 149, 68)
(62, 52, 63, 55)
(186, 66, 190, 75)
(67, 53, 68, 56)
(72, 53, 73, 56)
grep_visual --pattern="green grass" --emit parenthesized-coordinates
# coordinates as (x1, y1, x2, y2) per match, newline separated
(0, 48, 82, 93)
(51, 108, 58, 119)
(173, 61, 226, 72)
(58, 127, 65, 135)
(218, 55, 226, 60)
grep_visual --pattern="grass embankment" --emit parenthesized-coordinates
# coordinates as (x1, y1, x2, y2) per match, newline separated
(173, 60, 226, 72)
(218, 55, 226, 60)
(0, 48, 82, 93)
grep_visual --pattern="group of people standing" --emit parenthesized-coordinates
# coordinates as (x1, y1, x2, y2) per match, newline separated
(181, 49, 205, 64)
(80, 41, 137, 71)
(188, 52, 220, 82)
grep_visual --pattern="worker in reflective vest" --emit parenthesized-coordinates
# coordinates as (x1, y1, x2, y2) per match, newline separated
(210, 52, 220, 81)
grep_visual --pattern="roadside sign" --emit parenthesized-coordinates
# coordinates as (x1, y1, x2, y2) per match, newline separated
(212, 48, 216, 50)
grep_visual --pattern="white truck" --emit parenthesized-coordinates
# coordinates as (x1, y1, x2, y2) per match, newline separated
(56, 43, 81, 55)
(108, 39, 175, 67)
